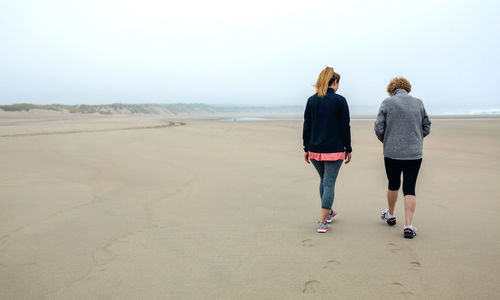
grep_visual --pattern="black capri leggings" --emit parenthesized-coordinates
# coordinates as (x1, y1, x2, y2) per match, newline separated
(384, 158, 422, 196)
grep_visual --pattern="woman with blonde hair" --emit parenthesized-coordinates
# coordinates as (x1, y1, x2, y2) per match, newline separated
(303, 66, 352, 233)
(375, 77, 431, 238)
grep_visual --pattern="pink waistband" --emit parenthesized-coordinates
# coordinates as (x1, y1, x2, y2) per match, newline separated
(308, 151, 345, 161)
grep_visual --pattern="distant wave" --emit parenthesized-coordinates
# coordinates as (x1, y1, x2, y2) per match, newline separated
(438, 108, 500, 115)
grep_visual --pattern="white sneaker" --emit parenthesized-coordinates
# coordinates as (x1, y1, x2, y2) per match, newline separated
(381, 209, 396, 226)
(404, 225, 417, 238)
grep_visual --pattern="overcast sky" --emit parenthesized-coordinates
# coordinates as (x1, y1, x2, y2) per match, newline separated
(1, 0, 499, 113)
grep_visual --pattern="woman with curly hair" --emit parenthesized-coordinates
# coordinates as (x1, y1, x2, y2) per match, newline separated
(375, 77, 431, 238)
(303, 66, 352, 233)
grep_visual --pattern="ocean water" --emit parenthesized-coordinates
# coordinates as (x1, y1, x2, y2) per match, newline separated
(217, 108, 500, 121)
(439, 109, 500, 115)
(181, 107, 500, 122)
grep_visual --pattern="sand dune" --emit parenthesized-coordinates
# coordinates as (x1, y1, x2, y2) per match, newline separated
(0, 114, 499, 299)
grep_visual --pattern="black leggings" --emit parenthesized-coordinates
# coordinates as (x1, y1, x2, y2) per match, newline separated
(384, 158, 422, 196)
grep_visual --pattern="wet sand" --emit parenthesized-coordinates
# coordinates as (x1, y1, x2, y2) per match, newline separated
(0, 112, 499, 299)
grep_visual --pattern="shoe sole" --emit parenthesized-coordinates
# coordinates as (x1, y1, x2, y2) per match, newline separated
(317, 228, 330, 233)
(404, 231, 415, 238)
(381, 216, 397, 226)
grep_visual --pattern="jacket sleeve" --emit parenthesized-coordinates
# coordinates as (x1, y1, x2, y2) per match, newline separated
(302, 100, 311, 152)
(374, 100, 387, 142)
(340, 98, 352, 153)
(422, 105, 431, 137)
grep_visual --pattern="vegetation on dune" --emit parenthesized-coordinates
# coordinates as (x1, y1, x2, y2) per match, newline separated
(0, 103, 71, 112)
(0, 103, 302, 115)
(0, 103, 215, 114)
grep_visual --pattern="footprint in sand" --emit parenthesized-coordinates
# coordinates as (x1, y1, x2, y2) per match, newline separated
(302, 239, 313, 248)
(388, 242, 400, 253)
(303, 280, 320, 294)
(400, 291, 415, 298)
(433, 203, 447, 209)
(321, 259, 340, 270)
(392, 282, 415, 299)
(410, 261, 422, 271)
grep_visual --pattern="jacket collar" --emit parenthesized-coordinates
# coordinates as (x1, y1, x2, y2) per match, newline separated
(327, 88, 336, 94)
(393, 88, 408, 96)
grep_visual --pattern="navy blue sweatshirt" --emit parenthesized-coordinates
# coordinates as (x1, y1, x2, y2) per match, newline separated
(303, 88, 352, 153)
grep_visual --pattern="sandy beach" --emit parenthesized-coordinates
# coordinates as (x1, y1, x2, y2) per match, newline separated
(1, 112, 499, 299)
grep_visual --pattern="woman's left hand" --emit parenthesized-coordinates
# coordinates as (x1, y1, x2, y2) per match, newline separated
(304, 152, 310, 164)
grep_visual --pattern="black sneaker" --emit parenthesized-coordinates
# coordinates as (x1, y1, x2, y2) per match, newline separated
(381, 209, 396, 226)
(404, 225, 417, 238)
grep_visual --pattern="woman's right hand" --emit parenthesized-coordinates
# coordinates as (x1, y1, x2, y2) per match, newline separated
(345, 152, 352, 164)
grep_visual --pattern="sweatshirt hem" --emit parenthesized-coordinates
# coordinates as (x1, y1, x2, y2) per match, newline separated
(384, 154, 423, 160)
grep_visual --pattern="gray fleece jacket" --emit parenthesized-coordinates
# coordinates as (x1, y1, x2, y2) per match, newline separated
(374, 89, 431, 160)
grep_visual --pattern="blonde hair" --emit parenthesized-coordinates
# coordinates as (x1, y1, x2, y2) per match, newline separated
(387, 77, 411, 95)
(315, 67, 340, 97)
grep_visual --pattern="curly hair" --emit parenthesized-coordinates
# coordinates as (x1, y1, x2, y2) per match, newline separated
(387, 77, 411, 96)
